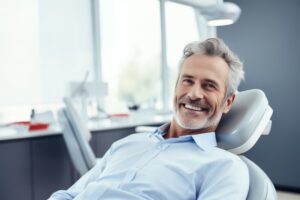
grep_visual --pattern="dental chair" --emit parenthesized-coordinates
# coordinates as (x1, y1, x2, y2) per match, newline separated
(216, 89, 276, 200)
(136, 89, 277, 200)
(58, 98, 98, 176)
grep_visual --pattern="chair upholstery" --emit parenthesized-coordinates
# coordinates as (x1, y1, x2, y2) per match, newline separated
(216, 89, 273, 154)
(240, 156, 277, 200)
(57, 98, 98, 176)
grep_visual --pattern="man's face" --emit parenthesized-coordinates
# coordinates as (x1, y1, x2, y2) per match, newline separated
(173, 54, 235, 133)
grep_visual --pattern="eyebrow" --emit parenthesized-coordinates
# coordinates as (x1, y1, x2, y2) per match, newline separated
(181, 74, 194, 79)
(181, 74, 221, 89)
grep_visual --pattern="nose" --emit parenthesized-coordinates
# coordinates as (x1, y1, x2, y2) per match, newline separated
(187, 84, 204, 100)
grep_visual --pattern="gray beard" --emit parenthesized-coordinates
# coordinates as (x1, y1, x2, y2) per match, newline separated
(173, 110, 212, 130)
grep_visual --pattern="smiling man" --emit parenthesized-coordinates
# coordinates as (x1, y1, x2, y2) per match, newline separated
(49, 38, 249, 200)
(167, 52, 235, 138)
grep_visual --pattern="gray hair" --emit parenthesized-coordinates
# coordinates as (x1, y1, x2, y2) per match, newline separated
(178, 38, 244, 99)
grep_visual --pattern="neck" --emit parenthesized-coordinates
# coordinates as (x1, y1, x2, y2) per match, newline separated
(164, 118, 216, 139)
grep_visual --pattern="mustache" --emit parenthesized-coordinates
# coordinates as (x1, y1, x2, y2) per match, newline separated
(178, 96, 211, 109)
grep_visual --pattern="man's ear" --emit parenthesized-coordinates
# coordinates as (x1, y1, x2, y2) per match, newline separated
(223, 94, 235, 114)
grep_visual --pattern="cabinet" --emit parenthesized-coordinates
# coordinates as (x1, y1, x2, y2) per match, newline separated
(0, 140, 32, 200)
(0, 126, 138, 200)
(31, 136, 74, 200)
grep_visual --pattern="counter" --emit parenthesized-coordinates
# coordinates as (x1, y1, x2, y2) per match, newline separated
(0, 114, 170, 200)
(0, 113, 171, 141)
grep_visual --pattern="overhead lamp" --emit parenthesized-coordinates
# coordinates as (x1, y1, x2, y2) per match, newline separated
(201, 2, 241, 26)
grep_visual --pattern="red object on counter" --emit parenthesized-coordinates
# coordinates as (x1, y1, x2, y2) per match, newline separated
(109, 113, 129, 117)
(12, 121, 49, 131)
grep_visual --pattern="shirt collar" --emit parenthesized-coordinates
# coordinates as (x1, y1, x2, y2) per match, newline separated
(153, 122, 217, 151)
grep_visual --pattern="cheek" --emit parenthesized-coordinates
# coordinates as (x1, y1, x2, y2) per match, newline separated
(173, 95, 177, 107)
(173, 88, 180, 107)
(174, 86, 183, 100)
(216, 97, 227, 111)
(209, 96, 223, 111)
(176, 84, 189, 96)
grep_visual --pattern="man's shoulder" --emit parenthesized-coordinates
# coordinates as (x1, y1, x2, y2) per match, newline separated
(208, 146, 247, 168)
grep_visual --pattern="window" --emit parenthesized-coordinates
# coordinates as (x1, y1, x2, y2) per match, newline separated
(0, 0, 95, 122)
(100, 0, 161, 113)
(0, 0, 40, 105)
(0, 0, 95, 106)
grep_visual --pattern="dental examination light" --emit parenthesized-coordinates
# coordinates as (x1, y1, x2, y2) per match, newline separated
(200, 1, 241, 26)
(170, 0, 241, 26)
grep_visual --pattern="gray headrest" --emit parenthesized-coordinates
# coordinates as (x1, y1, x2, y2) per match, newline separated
(216, 89, 273, 154)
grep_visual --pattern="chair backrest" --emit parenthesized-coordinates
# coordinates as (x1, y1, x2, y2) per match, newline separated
(57, 98, 97, 176)
(240, 156, 277, 200)
(216, 89, 273, 154)
(216, 89, 277, 200)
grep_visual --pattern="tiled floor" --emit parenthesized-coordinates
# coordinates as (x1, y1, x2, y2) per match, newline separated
(277, 191, 300, 200)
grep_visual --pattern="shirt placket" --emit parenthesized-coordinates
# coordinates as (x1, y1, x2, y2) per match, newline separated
(119, 139, 170, 186)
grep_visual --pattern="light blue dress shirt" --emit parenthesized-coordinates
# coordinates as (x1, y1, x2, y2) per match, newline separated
(49, 123, 249, 200)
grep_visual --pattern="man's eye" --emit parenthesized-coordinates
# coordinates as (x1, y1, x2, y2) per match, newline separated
(182, 79, 193, 85)
(204, 83, 216, 89)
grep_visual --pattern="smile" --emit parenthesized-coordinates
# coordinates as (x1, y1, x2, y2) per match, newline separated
(183, 103, 210, 112)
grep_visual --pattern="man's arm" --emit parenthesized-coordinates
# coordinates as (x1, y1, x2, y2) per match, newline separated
(197, 157, 249, 200)
(48, 147, 113, 200)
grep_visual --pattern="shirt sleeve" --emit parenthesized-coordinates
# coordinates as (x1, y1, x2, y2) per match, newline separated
(197, 157, 249, 200)
(48, 146, 114, 200)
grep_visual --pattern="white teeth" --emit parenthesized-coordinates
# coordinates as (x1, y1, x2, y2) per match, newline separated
(184, 104, 204, 111)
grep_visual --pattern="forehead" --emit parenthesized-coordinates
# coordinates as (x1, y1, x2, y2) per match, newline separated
(180, 54, 229, 85)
